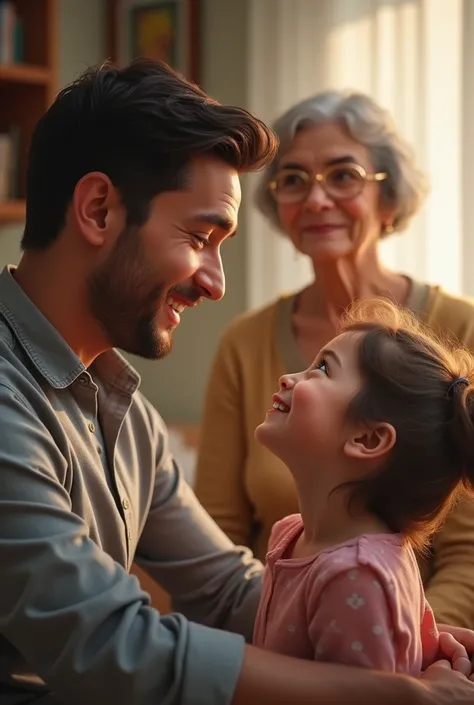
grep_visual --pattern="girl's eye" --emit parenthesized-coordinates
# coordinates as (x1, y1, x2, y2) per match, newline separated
(314, 358, 328, 375)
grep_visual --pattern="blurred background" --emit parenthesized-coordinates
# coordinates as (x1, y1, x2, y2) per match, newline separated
(0, 0, 471, 438)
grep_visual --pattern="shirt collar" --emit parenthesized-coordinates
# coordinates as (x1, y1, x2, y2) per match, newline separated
(0, 265, 140, 392)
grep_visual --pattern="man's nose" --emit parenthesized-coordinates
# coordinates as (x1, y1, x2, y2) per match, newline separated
(194, 256, 226, 301)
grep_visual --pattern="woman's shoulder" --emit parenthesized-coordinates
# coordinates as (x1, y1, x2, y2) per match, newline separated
(424, 283, 474, 348)
(428, 284, 474, 317)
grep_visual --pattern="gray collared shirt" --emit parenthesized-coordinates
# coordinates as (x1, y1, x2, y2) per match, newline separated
(0, 266, 263, 705)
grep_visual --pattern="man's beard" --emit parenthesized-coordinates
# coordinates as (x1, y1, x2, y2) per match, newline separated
(88, 225, 172, 360)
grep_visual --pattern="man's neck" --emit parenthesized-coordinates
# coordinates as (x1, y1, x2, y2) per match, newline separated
(14, 251, 108, 367)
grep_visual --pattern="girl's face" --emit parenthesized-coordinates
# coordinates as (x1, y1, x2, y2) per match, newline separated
(275, 122, 394, 264)
(255, 331, 366, 470)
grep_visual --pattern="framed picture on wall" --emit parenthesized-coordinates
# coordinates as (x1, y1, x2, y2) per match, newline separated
(106, 0, 200, 83)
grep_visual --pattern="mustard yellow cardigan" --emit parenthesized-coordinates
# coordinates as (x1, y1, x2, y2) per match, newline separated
(195, 281, 474, 627)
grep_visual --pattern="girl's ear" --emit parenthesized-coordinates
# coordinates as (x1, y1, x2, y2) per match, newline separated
(344, 422, 396, 462)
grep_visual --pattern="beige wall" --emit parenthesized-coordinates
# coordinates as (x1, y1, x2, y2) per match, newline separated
(0, 0, 250, 424)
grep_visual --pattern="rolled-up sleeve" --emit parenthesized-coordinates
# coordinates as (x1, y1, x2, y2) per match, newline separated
(0, 382, 247, 705)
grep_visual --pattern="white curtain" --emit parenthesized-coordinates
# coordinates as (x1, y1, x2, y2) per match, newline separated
(462, 1, 474, 299)
(244, 0, 464, 309)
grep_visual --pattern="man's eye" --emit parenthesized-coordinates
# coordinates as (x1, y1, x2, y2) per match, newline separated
(190, 233, 209, 249)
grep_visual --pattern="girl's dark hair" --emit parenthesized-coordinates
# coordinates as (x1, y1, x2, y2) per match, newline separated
(340, 298, 474, 551)
(22, 58, 277, 251)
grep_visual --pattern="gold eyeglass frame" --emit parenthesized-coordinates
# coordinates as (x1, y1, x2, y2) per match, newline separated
(268, 163, 388, 202)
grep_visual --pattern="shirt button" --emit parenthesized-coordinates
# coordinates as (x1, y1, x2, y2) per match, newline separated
(122, 498, 130, 510)
(79, 375, 88, 386)
(97, 446, 102, 455)
(88, 422, 95, 433)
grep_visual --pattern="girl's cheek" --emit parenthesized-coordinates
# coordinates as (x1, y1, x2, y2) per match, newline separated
(292, 383, 321, 412)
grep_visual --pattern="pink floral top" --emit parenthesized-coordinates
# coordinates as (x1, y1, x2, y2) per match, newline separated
(254, 514, 439, 674)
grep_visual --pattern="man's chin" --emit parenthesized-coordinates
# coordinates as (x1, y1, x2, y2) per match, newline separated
(120, 325, 173, 361)
(152, 327, 174, 360)
(155, 341, 172, 360)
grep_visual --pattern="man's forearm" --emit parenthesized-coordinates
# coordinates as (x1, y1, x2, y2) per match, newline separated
(231, 645, 426, 705)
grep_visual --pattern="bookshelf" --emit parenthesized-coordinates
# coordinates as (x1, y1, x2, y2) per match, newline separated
(0, 0, 58, 225)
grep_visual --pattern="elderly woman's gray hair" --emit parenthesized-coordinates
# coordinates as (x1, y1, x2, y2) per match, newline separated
(255, 90, 429, 236)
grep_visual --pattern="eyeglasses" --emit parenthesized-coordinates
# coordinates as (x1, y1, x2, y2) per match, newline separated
(268, 163, 387, 204)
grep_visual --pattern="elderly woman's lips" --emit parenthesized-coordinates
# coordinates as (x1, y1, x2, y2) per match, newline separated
(303, 224, 345, 234)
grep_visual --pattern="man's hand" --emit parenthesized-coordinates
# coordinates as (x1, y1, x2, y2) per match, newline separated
(437, 624, 474, 657)
(421, 660, 474, 702)
(436, 632, 472, 676)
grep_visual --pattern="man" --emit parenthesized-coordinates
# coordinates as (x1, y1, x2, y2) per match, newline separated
(0, 58, 472, 705)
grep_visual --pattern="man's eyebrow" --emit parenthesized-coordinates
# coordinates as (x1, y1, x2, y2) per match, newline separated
(193, 212, 237, 236)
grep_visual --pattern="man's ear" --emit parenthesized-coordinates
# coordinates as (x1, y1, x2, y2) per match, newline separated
(344, 422, 396, 462)
(72, 171, 123, 247)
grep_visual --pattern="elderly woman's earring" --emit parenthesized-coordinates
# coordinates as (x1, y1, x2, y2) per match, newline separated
(383, 223, 394, 235)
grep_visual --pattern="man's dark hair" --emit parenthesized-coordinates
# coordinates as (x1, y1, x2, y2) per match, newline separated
(22, 59, 277, 250)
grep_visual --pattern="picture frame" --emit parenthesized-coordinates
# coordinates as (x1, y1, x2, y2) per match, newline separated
(106, 0, 200, 83)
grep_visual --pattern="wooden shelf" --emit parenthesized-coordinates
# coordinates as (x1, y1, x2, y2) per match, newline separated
(0, 63, 52, 86)
(0, 199, 26, 223)
(0, 1, 57, 225)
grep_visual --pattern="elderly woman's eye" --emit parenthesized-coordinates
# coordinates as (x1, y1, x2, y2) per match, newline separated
(329, 167, 360, 183)
(278, 171, 307, 190)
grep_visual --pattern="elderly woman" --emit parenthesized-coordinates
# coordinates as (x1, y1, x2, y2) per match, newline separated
(194, 90, 474, 628)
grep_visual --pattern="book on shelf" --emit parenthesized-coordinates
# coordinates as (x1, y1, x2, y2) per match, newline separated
(0, 125, 20, 201)
(0, 1, 24, 64)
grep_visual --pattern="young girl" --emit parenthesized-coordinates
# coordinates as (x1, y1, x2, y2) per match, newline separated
(253, 298, 474, 674)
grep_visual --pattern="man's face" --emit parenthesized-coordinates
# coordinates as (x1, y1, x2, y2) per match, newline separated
(88, 156, 240, 359)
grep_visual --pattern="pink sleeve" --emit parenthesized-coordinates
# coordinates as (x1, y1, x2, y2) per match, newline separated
(308, 565, 397, 670)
